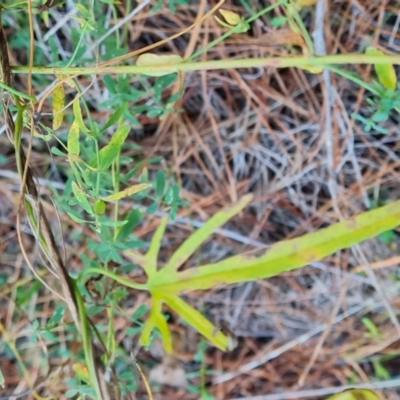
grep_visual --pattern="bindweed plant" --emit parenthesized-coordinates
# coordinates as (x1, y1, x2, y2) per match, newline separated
(2, 0, 400, 398)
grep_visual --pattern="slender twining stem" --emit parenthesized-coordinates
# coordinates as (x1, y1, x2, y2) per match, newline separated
(10, 54, 400, 76)
(78, 267, 148, 290)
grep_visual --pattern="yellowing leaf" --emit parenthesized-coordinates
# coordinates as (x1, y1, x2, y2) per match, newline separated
(366, 47, 397, 90)
(93, 199, 106, 215)
(102, 183, 151, 202)
(136, 54, 183, 76)
(52, 83, 64, 130)
(72, 363, 90, 384)
(71, 181, 92, 214)
(67, 120, 80, 156)
(73, 97, 90, 134)
(326, 389, 379, 400)
(219, 9, 242, 26)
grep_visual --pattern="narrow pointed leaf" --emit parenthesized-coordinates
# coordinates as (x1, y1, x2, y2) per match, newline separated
(144, 217, 168, 277)
(161, 195, 252, 274)
(71, 181, 93, 214)
(162, 293, 229, 351)
(139, 296, 171, 352)
(153, 297, 172, 353)
(140, 313, 156, 348)
(102, 183, 151, 202)
(73, 97, 90, 134)
(152, 199, 400, 292)
(101, 103, 127, 132)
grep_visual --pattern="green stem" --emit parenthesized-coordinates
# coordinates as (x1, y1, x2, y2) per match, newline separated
(0, 80, 37, 102)
(11, 54, 400, 76)
(72, 279, 103, 400)
(79, 267, 148, 290)
(326, 65, 380, 95)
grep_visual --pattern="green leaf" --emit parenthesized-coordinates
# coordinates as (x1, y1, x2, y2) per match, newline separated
(67, 120, 80, 156)
(93, 199, 106, 215)
(51, 147, 66, 157)
(73, 98, 90, 134)
(16, 280, 41, 306)
(151, 198, 400, 292)
(101, 103, 127, 132)
(67, 211, 90, 224)
(117, 208, 143, 241)
(0, 367, 4, 388)
(146, 202, 158, 214)
(372, 359, 390, 380)
(95, 125, 130, 171)
(71, 182, 93, 214)
(378, 229, 396, 244)
(160, 195, 252, 274)
(366, 47, 397, 90)
(46, 305, 65, 329)
(156, 170, 166, 198)
(52, 82, 64, 130)
(131, 304, 148, 321)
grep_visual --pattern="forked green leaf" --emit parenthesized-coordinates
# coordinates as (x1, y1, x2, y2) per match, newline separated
(151, 199, 400, 292)
(139, 295, 172, 353)
(162, 292, 229, 351)
(95, 125, 130, 171)
(161, 194, 252, 274)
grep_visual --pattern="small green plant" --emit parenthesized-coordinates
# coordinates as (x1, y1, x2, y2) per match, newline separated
(331, 47, 400, 134)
